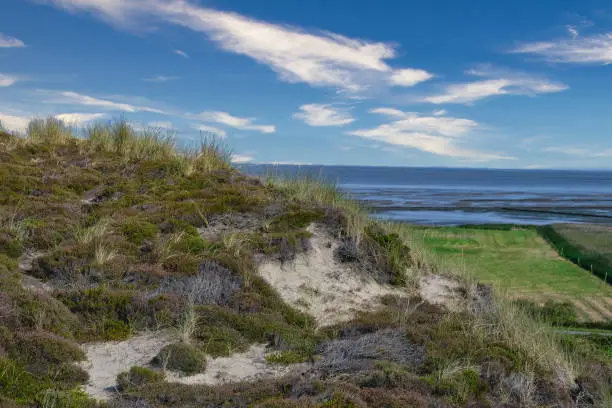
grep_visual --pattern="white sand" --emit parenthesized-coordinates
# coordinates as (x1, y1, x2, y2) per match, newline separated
(419, 275, 461, 309)
(258, 224, 406, 326)
(79, 331, 174, 400)
(166, 344, 310, 385)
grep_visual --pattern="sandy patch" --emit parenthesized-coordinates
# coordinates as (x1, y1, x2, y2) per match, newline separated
(166, 344, 310, 385)
(257, 224, 406, 326)
(80, 331, 174, 400)
(419, 275, 461, 309)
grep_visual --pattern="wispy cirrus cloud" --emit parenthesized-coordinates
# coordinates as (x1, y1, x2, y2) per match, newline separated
(348, 108, 514, 161)
(193, 124, 227, 138)
(195, 111, 275, 134)
(45, 90, 167, 114)
(231, 154, 254, 163)
(293, 104, 354, 127)
(0, 74, 19, 87)
(543, 145, 612, 158)
(148, 121, 173, 129)
(174, 49, 189, 58)
(55, 112, 106, 124)
(142, 75, 180, 83)
(512, 31, 612, 64)
(423, 65, 567, 105)
(44, 0, 433, 92)
(0, 33, 25, 48)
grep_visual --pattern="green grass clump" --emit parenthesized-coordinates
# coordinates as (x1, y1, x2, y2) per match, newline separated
(121, 219, 159, 245)
(265, 351, 306, 365)
(197, 325, 248, 357)
(117, 366, 164, 391)
(514, 299, 578, 327)
(152, 343, 206, 374)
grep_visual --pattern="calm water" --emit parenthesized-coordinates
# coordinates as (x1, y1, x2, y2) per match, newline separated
(240, 165, 612, 226)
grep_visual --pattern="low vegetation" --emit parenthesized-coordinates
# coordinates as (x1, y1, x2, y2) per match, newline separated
(0, 117, 609, 407)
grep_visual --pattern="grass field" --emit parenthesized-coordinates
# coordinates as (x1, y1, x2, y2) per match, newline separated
(539, 223, 612, 284)
(416, 226, 612, 322)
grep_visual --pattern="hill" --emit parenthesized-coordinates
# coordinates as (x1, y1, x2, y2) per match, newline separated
(0, 118, 609, 408)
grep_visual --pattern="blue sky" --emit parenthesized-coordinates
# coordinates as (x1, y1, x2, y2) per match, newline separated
(2, 0, 612, 168)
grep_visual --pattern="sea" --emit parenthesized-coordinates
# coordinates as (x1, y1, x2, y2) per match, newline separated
(240, 165, 612, 226)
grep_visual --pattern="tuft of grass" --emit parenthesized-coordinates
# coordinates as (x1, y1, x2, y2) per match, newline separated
(26, 117, 73, 146)
(116, 366, 164, 391)
(74, 217, 112, 246)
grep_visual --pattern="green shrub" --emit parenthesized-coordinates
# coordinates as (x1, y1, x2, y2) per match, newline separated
(152, 342, 206, 374)
(117, 366, 164, 391)
(265, 351, 306, 364)
(197, 325, 248, 357)
(178, 235, 208, 254)
(0, 233, 22, 258)
(121, 220, 159, 244)
(57, 287, 134, 340)
(35, 389, 98, 408)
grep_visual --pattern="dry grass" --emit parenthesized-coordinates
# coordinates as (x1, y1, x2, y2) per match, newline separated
(26, 117, 73, 146)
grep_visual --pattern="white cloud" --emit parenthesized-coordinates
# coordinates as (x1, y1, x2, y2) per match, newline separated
(369, 107, 408, 118)
(432, 109, 446, 116)
(423, 66, 567, 104)
(261, 161, 313, 165)
(196, 111, 275, 133)
(0, 113, 29, 133)
(49, 91, 166, 114)
(512, 31, 612, 64)
(55, 112, 106, 124)
(0, 33, 25, 48)
(143, 75, 180, 82)
(45, 0, 433, 92)
(566, 25, 579, 39)
(0, 74, 18, 87)
(148, 121, 173, 129)
(193, 124, 227, 138)
(389, 68, 433, 87)
(174, 49, 189, 58)
(543, 146, 612, 158)
(293, 104, 354, 127)
(348, 108, 513, 161)
(231, 154, 254, 163)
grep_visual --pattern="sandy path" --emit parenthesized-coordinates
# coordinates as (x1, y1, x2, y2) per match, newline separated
(258, 224, 406, 326)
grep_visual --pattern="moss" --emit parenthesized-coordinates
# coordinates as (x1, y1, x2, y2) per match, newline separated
(117, 366, 164, 391)
(121, 219, 159, 244)
(152, 342, 206, 374)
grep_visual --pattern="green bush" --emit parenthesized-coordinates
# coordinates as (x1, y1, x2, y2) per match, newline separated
(35, 389, 98, 408)
(514, 299, 577, 327)
(117, 366, 164, 391)
(197, 325, 248, 357)
(121, 220, 159, 244)
(0, 233, 22, 258)
(152, 342, 206, 374)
